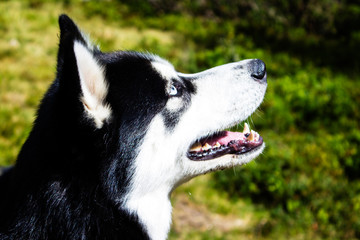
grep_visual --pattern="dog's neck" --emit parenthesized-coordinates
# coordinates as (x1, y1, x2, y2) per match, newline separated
(124, 187, 173, 240)
(121, 116, 186, 240)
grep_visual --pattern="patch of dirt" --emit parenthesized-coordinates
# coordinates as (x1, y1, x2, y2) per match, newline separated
(172, 194, 250, 233)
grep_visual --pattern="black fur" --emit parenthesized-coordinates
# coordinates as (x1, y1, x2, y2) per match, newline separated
(0, 15, 195, 240)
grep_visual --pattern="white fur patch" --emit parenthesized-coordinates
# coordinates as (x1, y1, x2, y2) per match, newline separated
(124, 115, 174, 240)
(166, 97, 183, 112)
(151, 59, 177, 81)
(74, 41, 111, 128)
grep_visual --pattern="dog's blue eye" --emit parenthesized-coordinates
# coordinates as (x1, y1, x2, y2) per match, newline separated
(169, 85, 178, 96)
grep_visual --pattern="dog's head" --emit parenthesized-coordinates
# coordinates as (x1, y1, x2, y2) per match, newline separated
(55, 15, 266, 206)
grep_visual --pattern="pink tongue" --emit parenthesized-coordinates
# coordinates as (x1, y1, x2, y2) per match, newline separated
(206, 131, 246, 146)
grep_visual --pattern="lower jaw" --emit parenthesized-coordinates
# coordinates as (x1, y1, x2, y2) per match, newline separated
(187, 137, 264, 161)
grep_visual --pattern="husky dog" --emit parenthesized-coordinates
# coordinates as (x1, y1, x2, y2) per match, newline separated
(0, 15, 267, 240)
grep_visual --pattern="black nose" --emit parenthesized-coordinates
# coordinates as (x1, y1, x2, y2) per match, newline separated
(250, 59, 266, 80)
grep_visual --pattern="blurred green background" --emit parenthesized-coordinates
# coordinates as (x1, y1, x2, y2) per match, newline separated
(0, 0, 359, 239)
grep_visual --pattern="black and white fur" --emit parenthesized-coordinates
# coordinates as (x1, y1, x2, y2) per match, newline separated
(0, 15, 267, 240)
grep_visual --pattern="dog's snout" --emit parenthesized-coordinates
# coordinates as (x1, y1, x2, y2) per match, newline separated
(250, 59, 266, 81)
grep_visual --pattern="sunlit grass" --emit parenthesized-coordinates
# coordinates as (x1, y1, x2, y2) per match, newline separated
(170, 174, 270, 240)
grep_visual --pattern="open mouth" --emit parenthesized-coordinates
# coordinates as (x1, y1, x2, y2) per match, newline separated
(187, 123, 263, 161)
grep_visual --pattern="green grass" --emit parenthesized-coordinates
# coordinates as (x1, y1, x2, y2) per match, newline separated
(0, 2, 58, 165)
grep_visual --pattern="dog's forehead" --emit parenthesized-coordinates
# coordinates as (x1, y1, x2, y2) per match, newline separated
(150, 56, 177, 81)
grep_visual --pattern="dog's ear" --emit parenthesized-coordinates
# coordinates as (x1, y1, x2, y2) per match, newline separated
(57, 14, 111, 128)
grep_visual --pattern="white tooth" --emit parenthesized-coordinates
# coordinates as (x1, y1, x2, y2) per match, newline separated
(254, 131, 260, 141)
(202, 143, 212, 151)
(190, 142, 202, 152)
(248, 130, 255, 141)
(214, 142, 221, 148)
(255, 133, 259, 141)
(243, 123, 250, 134)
